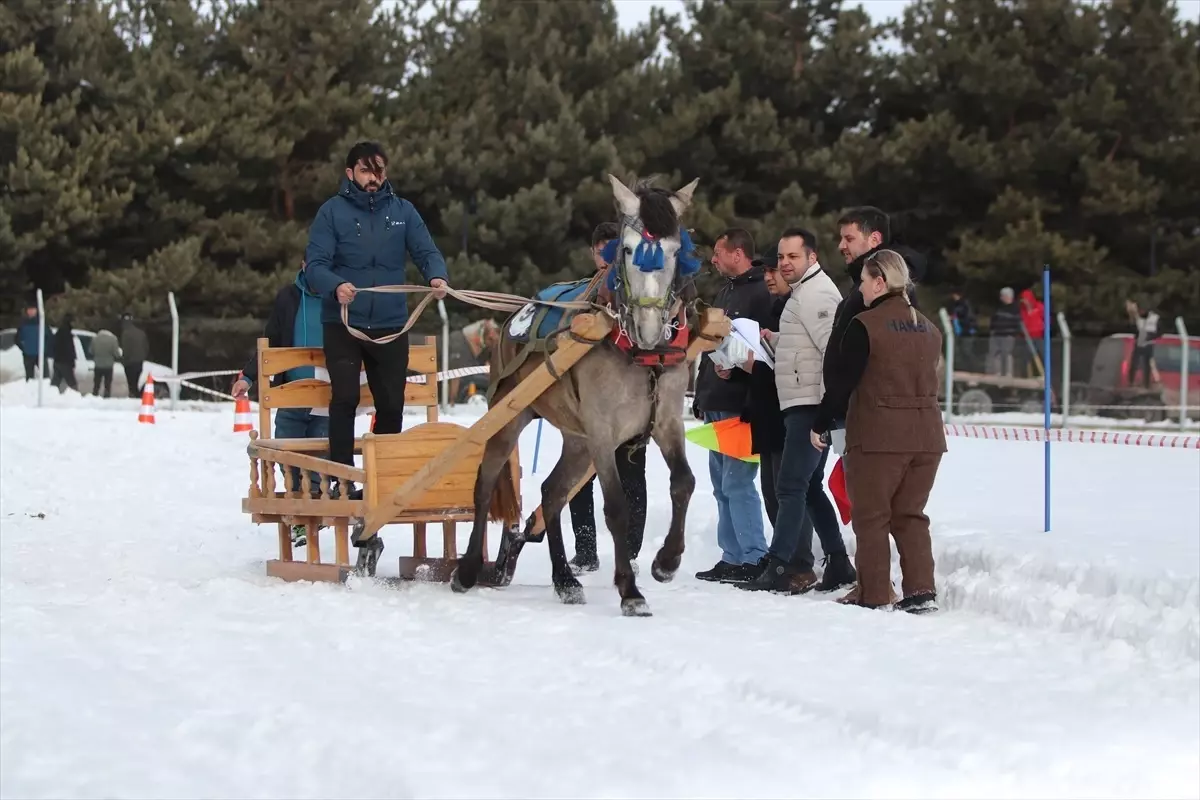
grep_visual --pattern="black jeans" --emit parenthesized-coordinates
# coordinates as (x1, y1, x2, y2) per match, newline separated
(22, 355, 37, 381)
(760, 447, 816, 566)
(323, 322, 410, 467)
(93, 367, 113, 397)
(123, 362, 143, 397)
(1129, 345, 1154, 388)
(768, 407, 845, 571)
(52, 362, 77, 392)
(569, 439, 649, 561)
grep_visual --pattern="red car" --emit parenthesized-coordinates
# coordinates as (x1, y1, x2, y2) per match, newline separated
(1092, 333, 1200, 403)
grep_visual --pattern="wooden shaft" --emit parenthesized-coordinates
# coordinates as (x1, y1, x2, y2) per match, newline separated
(360, 312, 613, 539)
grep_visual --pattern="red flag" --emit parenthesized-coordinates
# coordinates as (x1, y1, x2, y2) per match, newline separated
(828, 456, 852, 524)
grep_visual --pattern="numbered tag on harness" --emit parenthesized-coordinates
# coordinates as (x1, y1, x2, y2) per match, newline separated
(508, 303, 536, 341)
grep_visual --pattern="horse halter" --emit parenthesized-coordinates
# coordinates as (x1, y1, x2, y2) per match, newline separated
(613, 213, 685, 329)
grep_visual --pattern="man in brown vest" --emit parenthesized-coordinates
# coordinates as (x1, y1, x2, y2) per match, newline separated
(810, 249, 946, 614)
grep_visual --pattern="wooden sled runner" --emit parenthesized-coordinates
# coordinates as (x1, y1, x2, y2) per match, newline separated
(240, 312, 617, 584)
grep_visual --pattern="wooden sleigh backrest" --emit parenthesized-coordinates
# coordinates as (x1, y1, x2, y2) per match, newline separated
(254, 335, 440, 434)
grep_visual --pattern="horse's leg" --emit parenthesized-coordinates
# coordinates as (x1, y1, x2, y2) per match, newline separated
(592, 446, 651, 617)
(451, 407, 534, 593)
(539, 435, 592, 604)
(649, 411, 695, 583)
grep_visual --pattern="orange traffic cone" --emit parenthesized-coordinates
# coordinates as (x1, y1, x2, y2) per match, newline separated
(232, 394, 253, 433)
(138, 376, 156, 424)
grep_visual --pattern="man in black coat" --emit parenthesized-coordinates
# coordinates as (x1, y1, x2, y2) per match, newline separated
(823, 207, 928, 393)
(692, 228, 776, 583)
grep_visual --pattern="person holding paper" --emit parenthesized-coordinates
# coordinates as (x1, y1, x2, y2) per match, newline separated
(742, 229, 856, 594)
(692, 228, 775, 583)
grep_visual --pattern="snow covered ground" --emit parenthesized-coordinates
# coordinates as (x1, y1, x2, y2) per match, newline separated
(2, 390, 1198, 799)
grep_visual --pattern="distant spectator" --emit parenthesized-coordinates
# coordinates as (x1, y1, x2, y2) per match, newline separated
(120, 314, 150, 397)
(948, 290, 976, 337)
(1019, 288, 1046, 377)
(1125, 299, 1161, 388)
(51, 316, 78, 393)
(987, 288, 1022, 377)
(91, 329, 121, 398)
(16, 306, 40, 381)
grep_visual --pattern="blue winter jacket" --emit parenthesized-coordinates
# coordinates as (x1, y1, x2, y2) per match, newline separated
(304, 177, 449, 330)
(16, 317, 40, 357)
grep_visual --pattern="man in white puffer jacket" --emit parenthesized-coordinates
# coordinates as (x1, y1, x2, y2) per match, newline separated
(742, 228, 855, 594)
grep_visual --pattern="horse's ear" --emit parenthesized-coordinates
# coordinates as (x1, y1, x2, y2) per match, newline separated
(670, 178, 700, 216)
(607, 173, 640, 217)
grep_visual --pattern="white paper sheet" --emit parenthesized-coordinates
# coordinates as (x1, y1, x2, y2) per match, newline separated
(730, 318, 775, 370)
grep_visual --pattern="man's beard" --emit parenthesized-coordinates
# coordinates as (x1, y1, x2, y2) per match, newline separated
(356, 178, 381, 192)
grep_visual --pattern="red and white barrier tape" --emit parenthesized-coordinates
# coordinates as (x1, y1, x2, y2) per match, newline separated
(406, 365, 490, 384)
(944, 424, 1199, 449)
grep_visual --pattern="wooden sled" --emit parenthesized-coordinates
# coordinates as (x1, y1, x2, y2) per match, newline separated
(241, 312, 615, 584)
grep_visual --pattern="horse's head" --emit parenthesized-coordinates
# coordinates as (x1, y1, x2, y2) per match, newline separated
(606, 174, 700, 351)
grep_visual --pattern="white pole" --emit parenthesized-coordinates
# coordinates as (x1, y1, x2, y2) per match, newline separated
(937, 307, 955, 422)
(36, 289, 45, 408)
(437, 298, 450, 411)
(167, 291, 180, 410)
(1056, 311, 1072, 427)
(1177, 317, 1190, 429)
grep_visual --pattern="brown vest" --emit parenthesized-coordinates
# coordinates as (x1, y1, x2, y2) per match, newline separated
(846, 294, 947, 454)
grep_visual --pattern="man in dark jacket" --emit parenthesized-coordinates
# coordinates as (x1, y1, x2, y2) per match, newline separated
(692, 228, 775, 583)
(304, 142, 450, 480)
(119, 315, 150, 397)
(987, 287, 1022, 377)
(233, 261, 329, 496)
(16, 306, 40, 381)
(823, 207, 927, 394)
(51, 315, 78, 393)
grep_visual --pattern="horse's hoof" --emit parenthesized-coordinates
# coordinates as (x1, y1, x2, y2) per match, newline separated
(450, 567, 473, 594)
(651, 558, 676, 583)
(555, 584, 587, 605)
(621, 597, 652, 617)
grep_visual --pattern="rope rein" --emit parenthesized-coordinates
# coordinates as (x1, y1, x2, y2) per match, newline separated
(339, 284, 614, 345)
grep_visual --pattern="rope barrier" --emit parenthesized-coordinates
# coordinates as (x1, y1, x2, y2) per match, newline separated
(944, 424, 1199, 449)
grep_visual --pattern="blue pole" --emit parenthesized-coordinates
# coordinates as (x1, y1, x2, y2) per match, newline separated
(1043, 266, 1052, 533)
(532, 418, 544, 474)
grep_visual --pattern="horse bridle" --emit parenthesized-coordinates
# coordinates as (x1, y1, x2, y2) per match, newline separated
(611, 213, 688, 344)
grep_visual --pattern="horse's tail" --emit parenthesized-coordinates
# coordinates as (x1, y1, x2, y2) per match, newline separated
(488, 452, 523, 528)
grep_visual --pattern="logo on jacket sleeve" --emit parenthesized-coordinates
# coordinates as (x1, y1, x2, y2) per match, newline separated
(818, 310, 830, 319)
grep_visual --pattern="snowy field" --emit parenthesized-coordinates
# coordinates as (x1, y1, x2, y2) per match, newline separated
(1, 388, 1199, 799)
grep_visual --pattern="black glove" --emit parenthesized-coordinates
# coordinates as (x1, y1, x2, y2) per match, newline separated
(739, 404, 753, 424)
(691, 401, 702, 421)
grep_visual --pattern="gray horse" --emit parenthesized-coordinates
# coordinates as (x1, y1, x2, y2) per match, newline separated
(451, 174, 701, 617)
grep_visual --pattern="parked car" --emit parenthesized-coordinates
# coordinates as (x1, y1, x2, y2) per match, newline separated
(1073, 333, 1200, 421)
(0, 327, 175, 397)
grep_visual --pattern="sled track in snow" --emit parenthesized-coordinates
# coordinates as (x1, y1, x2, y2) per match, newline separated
(935, 541, 1200, 663)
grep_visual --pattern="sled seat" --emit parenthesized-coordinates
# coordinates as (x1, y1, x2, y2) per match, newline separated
(240, 336, 521, 584)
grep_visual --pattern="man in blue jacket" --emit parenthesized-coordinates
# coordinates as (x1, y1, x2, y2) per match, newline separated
(16, 305, 40, 381)
(303, 142, 450, 481)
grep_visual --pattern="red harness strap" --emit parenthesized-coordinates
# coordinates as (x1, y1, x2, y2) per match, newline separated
(609, 312, 690, 367)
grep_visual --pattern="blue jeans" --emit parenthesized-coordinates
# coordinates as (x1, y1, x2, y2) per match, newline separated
(704, 411, 767, 565)
(769, 406, 846, 571)
(274, 408, 330, 493)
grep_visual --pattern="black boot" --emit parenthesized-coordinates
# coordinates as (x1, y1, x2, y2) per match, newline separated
(895, 592, 938, 614)
(739, 556, 817, 594)
(695, 561, 742, 582)
(815, 552, 857, 592)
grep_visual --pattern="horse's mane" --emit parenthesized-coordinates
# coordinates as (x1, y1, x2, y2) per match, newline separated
(629, 177, 680, 240)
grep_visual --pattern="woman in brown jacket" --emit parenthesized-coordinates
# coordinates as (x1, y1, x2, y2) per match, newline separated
(810, 250, 946, 614)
